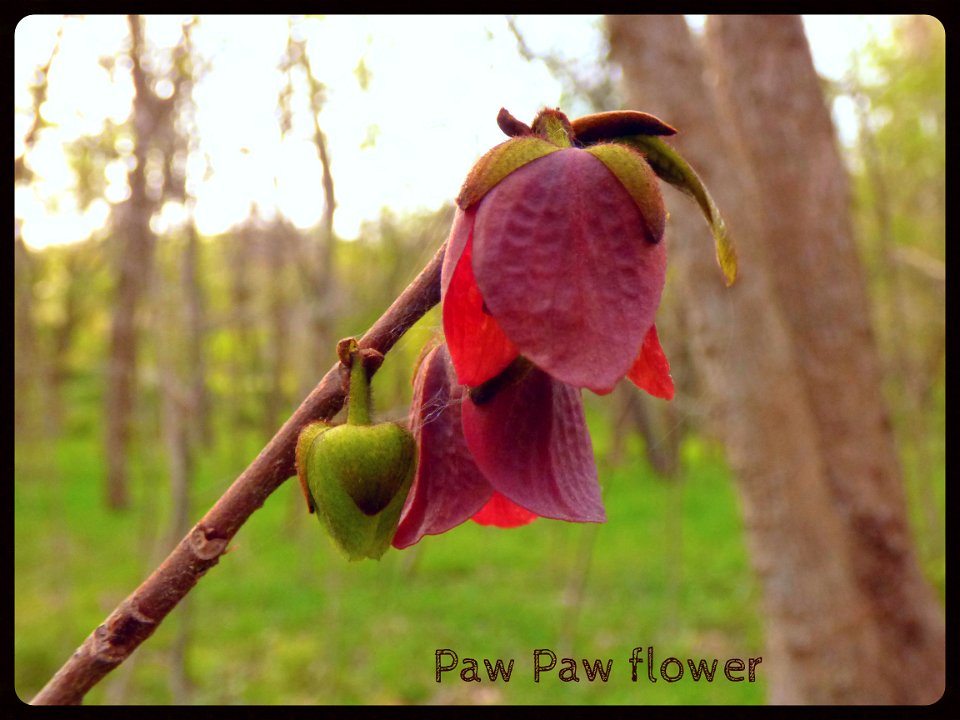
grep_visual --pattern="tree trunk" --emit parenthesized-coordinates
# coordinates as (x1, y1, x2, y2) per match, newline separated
(103, 15, 158, 509)
(227, 222, 260, 439)
(289, 34, 338, 400)
(44, 246, 86, 435)
(14, 231, 41, 434)
(264, 219, 293, 436)
(182, 219, 211, 446)
(704, 15, 945, 703)
(15, 21, 62, 437)
(849, 40, 945, 591)
(606, 14, 943, 704)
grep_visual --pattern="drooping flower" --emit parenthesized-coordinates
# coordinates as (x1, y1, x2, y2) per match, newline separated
(393, 342, 601, 548)
(444, 107, 681, 399)
(393, 107, 737, 546)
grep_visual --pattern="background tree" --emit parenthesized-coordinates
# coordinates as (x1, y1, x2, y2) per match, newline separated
(606, 13, 944, 703)
(104, 16, 168, 508)
(279, 26, 340, 402)
(14, 22, 62, 436)
(839, 16, 945, 578)
(14, 224, 39, 431)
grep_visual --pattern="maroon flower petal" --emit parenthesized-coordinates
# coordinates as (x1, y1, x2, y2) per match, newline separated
(442, 230, 520, 387)
(472, 148, 667, 393)
(393, 344, 493, 548)
(461, 364, 605, 523)
(471, 491, 538, 527)
(627, 324, 674, 400)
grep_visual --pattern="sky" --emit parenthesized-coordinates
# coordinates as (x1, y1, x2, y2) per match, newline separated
(13, 14, 899, 250)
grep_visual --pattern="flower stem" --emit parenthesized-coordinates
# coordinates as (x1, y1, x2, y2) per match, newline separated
(346, 342, 371, 426)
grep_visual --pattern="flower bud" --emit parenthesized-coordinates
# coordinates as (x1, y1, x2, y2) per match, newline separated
(297, 420, 415, 561)
(295, 339, 416, 561)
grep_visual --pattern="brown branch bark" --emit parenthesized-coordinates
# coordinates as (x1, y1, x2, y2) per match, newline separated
(31, 241, 446, 706)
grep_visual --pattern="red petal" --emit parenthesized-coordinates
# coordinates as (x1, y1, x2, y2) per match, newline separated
(440, 207, 472, 298)
(442, 231, 520, 387)
(627, 324, 674, 400)
(472, 148, 667, 393)
(393, 344, 493, 549)
(461, 365, 605, 523)
(471, 491, 538, 527)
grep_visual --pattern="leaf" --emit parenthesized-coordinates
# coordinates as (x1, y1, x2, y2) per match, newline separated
(622, 135, 738, 286)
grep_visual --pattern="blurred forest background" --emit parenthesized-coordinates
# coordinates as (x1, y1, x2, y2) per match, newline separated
(15, 15, 944, 705)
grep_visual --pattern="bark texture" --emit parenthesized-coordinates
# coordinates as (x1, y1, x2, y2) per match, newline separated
(703, 15, 945, 703)
(606, 14, 943, 704)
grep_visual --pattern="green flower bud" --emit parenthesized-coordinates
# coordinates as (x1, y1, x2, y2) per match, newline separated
(295, 339, 416, 561)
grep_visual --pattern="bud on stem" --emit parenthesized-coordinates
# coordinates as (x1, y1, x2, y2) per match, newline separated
(297, 337, 415, 560)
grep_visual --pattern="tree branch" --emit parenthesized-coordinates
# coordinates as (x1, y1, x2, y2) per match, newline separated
(31, 241, 446, 706)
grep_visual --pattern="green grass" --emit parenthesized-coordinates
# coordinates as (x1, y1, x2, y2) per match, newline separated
(15, 393, 766, 705)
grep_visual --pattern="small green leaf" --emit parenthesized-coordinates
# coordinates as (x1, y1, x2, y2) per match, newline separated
(621, 135, 737, 286)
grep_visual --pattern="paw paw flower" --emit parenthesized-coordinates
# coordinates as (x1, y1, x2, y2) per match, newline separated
(443, 106, 735, 399)
(393, 107, 736, 545)
(393, 342, 599, 547)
